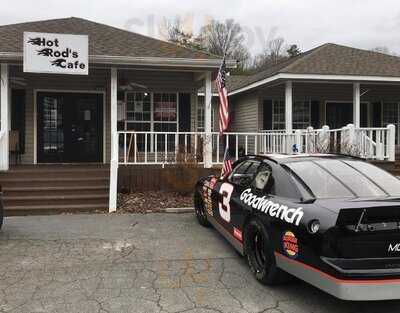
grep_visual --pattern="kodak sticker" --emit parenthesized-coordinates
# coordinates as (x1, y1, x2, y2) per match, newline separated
(282, 231, 299, 259)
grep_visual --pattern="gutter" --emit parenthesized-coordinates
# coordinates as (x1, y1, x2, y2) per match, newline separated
(0, 52, 237, 69)
(228, 73, 400, 96)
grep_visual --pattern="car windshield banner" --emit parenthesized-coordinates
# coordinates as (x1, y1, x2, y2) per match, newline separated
(23, 32, 88, 75)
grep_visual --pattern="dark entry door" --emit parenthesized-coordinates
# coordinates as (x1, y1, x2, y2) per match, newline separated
(37, 92, 103, 163)
(326, 102, 353, 129)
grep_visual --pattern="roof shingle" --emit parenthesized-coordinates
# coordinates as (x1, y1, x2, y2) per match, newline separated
(226, 43, 400, 93)
(0, 17, 219, 60)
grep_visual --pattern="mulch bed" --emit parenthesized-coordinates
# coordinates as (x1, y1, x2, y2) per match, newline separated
(117, 191, 193, 213)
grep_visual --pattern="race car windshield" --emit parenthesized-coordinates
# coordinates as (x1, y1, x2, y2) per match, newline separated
(286, 159, 393, 199)
(343, 160, 400, 196)
(286, 161, 353, 199)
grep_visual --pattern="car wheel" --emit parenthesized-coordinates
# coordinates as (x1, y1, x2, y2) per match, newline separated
(193, 191, 211, 227)
(244, 217, 288, 285)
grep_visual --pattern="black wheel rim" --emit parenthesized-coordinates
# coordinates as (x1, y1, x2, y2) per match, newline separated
(252, 227, 268, 269)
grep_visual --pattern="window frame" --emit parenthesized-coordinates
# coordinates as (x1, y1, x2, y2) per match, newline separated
(293, 100, 312, 130)
(228, 160, 261, 187)
(124, 91, 179, 133)
(271, 99, 312, 130)
(197, 99, 215, 132)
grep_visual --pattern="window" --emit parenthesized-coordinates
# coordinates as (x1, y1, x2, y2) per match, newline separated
(124, 92, 178, 151)
(316, 160, 385, 197)
(293, 101, 311, 129)
(286, 159, 393, 199)
(126, 92, 151, 122)
(383, 102, 400, 145)
(229, 160, 260, 186)
(343, 160, 400, 196)
(272, 100, 312, 130)
(272, 100, 285, 130)
(252, 163, 273, 192)
(286, 161, 353, 199)
(197, 100, 215, 132)
(153, 93, 177, 122)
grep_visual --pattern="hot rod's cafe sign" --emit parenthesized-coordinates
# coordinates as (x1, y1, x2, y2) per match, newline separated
(23, 32, 88, 75)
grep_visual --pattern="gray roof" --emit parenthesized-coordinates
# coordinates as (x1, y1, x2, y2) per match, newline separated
(0, 17, 219, 60)
(226, 43, 400, 93)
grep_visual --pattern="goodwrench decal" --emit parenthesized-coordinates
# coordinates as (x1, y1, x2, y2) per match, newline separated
(240, 188, 304, 226)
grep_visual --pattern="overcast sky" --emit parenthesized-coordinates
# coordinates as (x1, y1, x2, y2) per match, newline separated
(2, 0, 400, 56)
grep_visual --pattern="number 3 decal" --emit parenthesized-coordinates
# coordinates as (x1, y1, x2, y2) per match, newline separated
(219, 183, 234, 222)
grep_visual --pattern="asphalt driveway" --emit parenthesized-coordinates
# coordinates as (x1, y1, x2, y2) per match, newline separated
(1, 213, 400, 313)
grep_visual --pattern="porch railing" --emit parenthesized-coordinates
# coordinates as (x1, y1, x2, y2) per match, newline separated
(116, 125, 395, 166)
(301, 124, 395, 161)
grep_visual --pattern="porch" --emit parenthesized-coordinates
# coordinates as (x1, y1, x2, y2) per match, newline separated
(115, 125, 396, 167)
(0, 62, 218, 213)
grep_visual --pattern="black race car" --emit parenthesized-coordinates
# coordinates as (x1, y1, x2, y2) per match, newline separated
(194, 154, 400, 301)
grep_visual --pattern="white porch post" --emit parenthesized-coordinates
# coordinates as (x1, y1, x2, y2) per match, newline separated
(353, 82, 361, 128)
(285, 81, 293, 133)
(109, 68, 118, 212)
(0, 64, 9, 171)
(204, 71, 213, 168)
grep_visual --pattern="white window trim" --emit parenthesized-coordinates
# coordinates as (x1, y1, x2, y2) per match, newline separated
(270, 99, 312, 130)
(197, 99, 215, 132)
(293, 100, 312, 129)
(272, 99, 285, 130)
(124, 91, 179, 132)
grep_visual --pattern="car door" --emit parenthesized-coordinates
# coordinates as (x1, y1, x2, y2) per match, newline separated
(213, 159, 261, 242)
(231, 162, 275, 227)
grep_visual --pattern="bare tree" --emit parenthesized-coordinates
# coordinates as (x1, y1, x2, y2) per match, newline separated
(198, 19, 250, 69)
(267, 37, 285, 64)
(162, 17, 204, 51)
(370, 46, 397, 56)
(251, 37, 287, 71)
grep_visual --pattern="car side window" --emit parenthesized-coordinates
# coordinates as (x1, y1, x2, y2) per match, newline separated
(252, 163, 275, 194)
(229, 160, 260, 186)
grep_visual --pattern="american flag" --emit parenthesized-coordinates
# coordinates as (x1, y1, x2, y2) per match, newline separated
(216, 57, 229, 134)
(222, 146, 233, 176)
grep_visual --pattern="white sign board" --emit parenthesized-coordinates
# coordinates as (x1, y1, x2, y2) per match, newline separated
(23, 32, 88, 75)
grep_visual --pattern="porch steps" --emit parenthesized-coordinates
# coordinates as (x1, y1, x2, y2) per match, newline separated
(4, 204, 108, 216)
(0, 165, 110, 216)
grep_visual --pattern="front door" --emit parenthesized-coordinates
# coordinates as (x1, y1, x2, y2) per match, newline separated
(326, 102, 353, 129)
(37, 92, 103, 163)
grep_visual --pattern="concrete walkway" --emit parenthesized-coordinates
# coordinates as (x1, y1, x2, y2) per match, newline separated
(0, 214, 400, 313)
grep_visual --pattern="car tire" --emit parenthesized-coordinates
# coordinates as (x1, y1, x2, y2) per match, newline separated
(244, 217, 289, 285)
(193, 191, 211, 227)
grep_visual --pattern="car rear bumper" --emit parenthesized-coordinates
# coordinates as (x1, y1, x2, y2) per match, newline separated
(321, 256, 400, 276)
(275, 252, 400, 301)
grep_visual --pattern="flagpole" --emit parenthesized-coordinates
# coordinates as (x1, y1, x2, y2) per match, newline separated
(216, 47, 232, 176)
